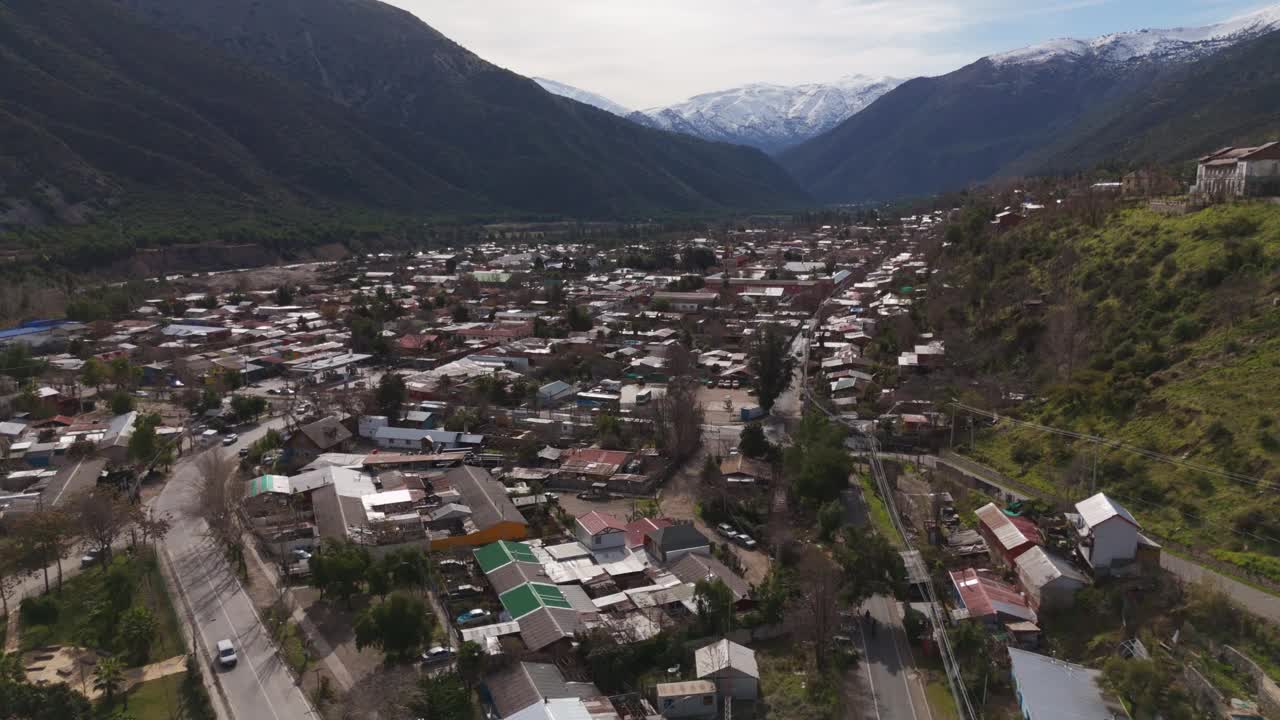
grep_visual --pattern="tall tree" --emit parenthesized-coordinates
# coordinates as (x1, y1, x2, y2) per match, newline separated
(14, 510, 77, 592)
(694, 578, 735, 636)
(411, 672, 475, 720)
(310, 540, 372, 609)
(648, 378, 704, 464)
(747, 323, 795, 413)
(80, 358, 107, 393)
(456, 641, 487, 689)
(353, 591, 433, 662)
(373, 373, 407, 420)
(120, 606, 158, 665)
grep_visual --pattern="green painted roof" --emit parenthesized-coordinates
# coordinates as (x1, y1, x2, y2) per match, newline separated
(473, 540, 537, 574)
(247, 475, 290, 497)
(499, 582, 572, 619)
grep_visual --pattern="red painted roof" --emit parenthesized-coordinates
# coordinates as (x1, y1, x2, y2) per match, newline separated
(625, 516, 673, 549)
(577, 510, 626, 536)
(949, 568, 1035, 621)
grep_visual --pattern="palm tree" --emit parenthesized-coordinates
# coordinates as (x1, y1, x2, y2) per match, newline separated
(93, 656, 126, 708)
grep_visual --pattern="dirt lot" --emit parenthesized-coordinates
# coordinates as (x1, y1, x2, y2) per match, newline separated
(697, 387, 758, 425)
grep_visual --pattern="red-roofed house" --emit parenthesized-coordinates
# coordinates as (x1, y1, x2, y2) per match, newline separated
(975, 503, 1040, 569)
(949, 568, 1037, 627)
(625, 517, 673, 550)
(574, 510, 627, 551)
(559, 448, 633, 480)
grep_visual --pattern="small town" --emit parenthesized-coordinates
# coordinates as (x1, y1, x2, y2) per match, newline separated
(1, 141, 1278, 720)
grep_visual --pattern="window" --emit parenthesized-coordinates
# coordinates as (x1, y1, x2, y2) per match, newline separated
(663, 700, 673, 710)
(703, 696, 714, 706)
(593, 535, 600, 545)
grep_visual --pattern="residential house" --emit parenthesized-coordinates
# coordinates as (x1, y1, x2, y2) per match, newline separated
(498, 581, 584, 652)
(484, 661, 601, 719)
(538, 380, 576, 406)
(625, 517, 674, 550)
(645, 524, 711, 564)
(1070, 493, 1139, 576)
(1014, 546, 1089, 612)
(655, 681, 718, 719)
(574, 511, 627, 551)
(669, 553, 751, 609)
(1192, 142, 1280, 199)
(718, 454, 770, 485)
(652, 292, 718, 313)
(948, 568, 1037, 627)
(286, 416, 353, 466)
(1008, 648, 1128, 720)
(695, 638, 759, 701)
(974, 503, 1040, 569)
(430, 466, 528, 550)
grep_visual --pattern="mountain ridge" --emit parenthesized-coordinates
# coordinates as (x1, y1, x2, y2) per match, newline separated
(782, 5, 1280, 202)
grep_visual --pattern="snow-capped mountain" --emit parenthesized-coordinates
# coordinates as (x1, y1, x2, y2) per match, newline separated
(533, 77, 631, 116)
(990, 4, 1280, 66)
(629, 75, 904, 154)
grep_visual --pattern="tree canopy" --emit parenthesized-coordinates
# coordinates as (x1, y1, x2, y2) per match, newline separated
(748, 323, 795, 412)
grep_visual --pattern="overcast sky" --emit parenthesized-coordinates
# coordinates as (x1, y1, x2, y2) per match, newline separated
(388, 0, 1272, 108)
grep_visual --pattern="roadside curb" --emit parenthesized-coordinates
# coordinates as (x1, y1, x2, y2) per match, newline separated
(159, 545, 235, 720)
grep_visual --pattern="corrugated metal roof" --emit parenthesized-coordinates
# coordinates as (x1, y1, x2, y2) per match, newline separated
(1015, 546, 1090, 588)
(695, 638, 758, 679)
(975, 503, 1037, 551)
(655, 680, 717, 697)
(1075, 493, 1139, 530)
(1008, 648, 1124, 720)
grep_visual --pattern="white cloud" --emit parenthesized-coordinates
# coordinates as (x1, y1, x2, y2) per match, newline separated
(383, 0, 1239, 107)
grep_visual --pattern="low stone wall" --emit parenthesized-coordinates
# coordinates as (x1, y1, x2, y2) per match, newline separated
(1223, 646, 1280, 719)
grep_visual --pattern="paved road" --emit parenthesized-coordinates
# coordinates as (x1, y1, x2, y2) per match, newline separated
(844, 483, 933, 720)
(157, 419, 316, 720)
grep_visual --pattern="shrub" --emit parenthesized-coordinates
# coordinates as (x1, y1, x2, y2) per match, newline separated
(20, 595, 59, 626)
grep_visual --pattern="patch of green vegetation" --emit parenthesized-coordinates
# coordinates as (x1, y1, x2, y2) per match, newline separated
(757, 644, 840, 720)
(123, 672, 186, 720)
(920, 659, 961, 720)
(20, 549, 184, 663)
(940, 202, 1280, 582)
(1195, 655, 1253, 701)
(858, 474, 904, 548)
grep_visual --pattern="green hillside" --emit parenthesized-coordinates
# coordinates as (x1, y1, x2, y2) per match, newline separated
(932, 203, 1280, 581)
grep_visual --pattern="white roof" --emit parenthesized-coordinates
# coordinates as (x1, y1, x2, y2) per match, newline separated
(1074, 493, 1139, 530)
(507, 698, 593, 720)
(1015, 546, 1090, 588)
(694, 638, 758, 679)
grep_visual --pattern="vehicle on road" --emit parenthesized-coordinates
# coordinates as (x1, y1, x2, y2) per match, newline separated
(80, 548, 105, 568)
(577, 482, 612, 501)
(421, 646, 455, 664)
(733, 533, 758, 550)
(455, 609, 491, 626)
(222, 433, 239, 446)
(216, 639, 238, 668)
(239, 447, 250, 458)
(716, 523, 737, 538)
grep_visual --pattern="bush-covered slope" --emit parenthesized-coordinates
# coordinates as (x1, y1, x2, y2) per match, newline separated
(115, 0, 810, 218)
(932, 203, 1280, 580)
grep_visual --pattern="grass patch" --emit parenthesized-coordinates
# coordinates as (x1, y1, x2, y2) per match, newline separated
(921, 659, 960, 720)
(20, 548, 185, 663)
(121, 671, 186, 720)
(858, 474, 904, 548)
(262, 604, 310, 674)
(757, 642, 840, 720)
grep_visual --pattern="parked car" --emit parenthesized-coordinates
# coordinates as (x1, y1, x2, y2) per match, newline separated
(448, 584, 484, 599)
(734, 534, 758, 550)
(421, 646, 455, 665)
(221, 433, 239, 446)
(576, 482, 612, 501)
(716, 523, 737, 538)
(80, 548, 105, 568)
(216, 639, 238, 668)
(290, 548, 312, 562)
(455, 609, 490, 626)
(238, 447, 250, 458)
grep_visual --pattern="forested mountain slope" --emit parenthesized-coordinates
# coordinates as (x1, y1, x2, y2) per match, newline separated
(930, 203, 1280, 580)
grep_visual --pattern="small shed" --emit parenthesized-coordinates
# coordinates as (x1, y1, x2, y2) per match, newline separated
(694, 638, 758, 701)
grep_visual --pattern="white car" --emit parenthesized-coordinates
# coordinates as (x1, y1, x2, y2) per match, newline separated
(216, 639, 238, 668)
(422, 646, 455, 664)
(221, 433, 239, 446)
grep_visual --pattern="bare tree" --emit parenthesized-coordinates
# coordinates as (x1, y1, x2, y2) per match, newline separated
(194, 450, 246, 572)
(796, 548, 841, 670)
(73, 491, 134, 568)
(648, 378, 704, 464)
(0, 541, 26, 617)
(13, 509, 78, 592)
